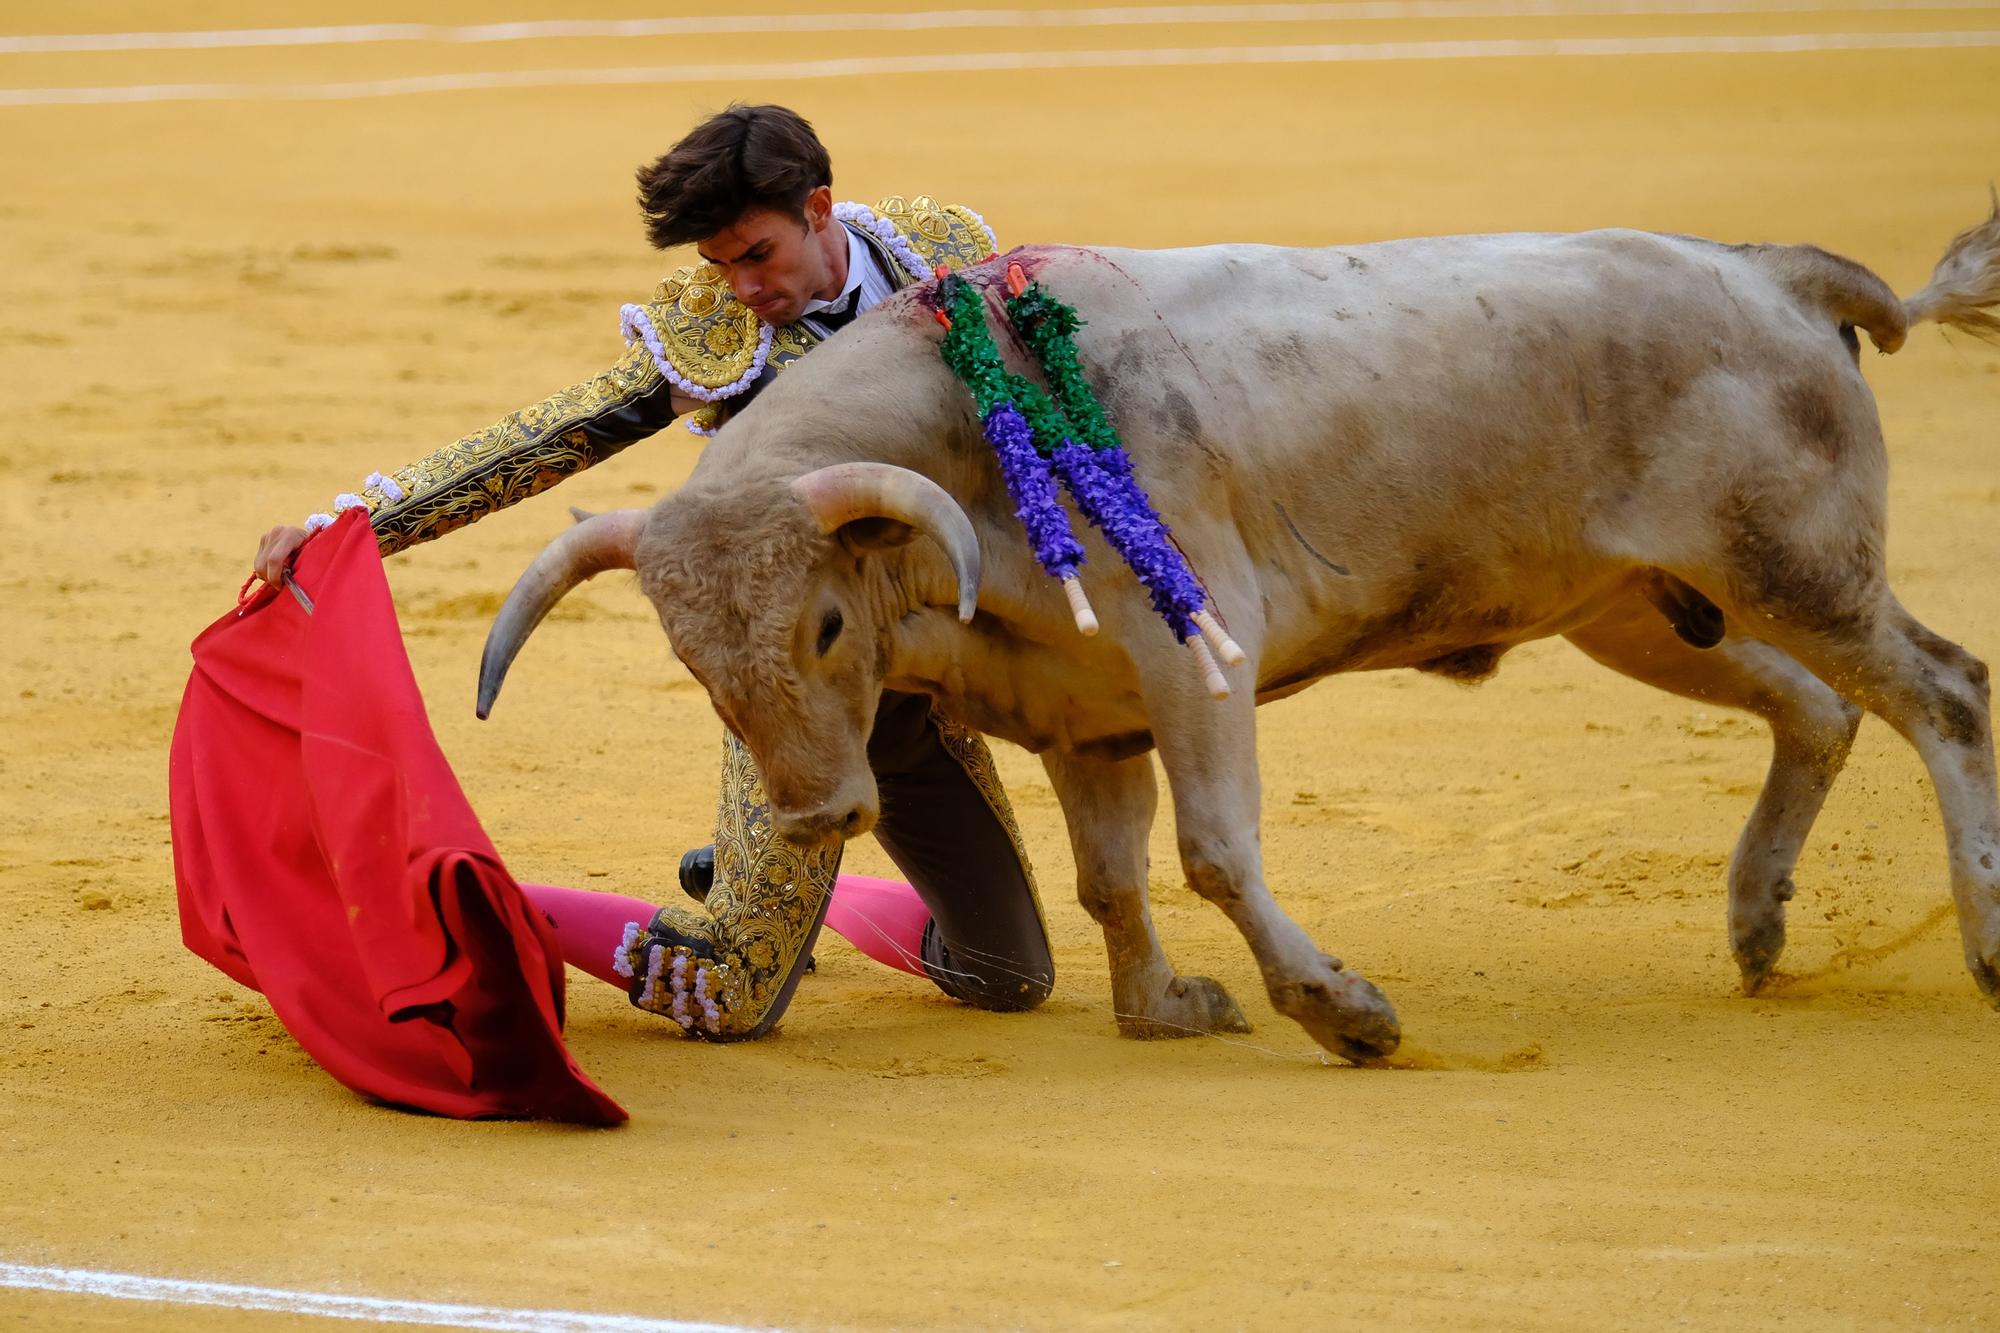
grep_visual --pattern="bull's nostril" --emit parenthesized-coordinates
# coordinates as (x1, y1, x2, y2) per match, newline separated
(841, 808, 864, 835)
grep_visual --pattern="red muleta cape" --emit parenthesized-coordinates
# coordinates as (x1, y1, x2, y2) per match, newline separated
(168, 510, 626, 1125)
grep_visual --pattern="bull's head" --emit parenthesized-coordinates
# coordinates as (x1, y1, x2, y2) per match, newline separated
(476, 462, 980, 847)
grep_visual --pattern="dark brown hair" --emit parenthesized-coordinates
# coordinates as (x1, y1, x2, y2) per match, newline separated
(635, 104, 833, 250)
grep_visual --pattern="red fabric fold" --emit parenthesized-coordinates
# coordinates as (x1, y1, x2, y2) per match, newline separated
(168, 510, 626, 1125)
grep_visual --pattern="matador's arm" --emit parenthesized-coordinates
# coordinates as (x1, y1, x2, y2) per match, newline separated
(301, 194, 995, 558)
(305, 341, 682, 558)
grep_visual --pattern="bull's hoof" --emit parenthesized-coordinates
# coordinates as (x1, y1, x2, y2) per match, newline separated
(1956, 884, 2000, 1005)
(1735, 936, 1785, 996)
(1332, 1029, 1399, 1065)
(1271, 955, 1402, 1064)
(1116, 973, 1250, 1039)
(1731, 878, 1791, 995)
(1968, 951, 2000, 1007)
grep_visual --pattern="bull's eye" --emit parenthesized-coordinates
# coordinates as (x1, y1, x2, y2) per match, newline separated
(815, 609, 844, 657)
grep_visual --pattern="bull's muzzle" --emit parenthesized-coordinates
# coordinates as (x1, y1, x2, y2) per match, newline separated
(772, 797, 879, 848)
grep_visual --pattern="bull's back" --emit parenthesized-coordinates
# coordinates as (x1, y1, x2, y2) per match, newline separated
(1021, 231, 1870, 673)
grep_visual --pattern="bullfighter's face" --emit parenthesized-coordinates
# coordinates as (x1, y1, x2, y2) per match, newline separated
(695, 186, 846, 328)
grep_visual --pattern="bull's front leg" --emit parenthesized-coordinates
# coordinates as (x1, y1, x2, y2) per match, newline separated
(1149, 684, 1402, 1063)
(1043, 750, 1248, 1037)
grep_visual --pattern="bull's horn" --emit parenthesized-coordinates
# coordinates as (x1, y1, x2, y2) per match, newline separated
(790, 463, 981, 623)
(477, 508, 646, 719)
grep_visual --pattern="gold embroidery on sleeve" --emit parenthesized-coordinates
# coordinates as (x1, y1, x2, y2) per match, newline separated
(364, 342, 666, 556)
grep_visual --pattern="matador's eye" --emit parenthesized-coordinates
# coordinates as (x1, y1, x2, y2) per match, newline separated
(815, 610, 844, 657)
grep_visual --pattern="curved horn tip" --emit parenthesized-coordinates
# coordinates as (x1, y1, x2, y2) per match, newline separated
(476, 508, 642, 724)
(568, 505, 595, 524)
(475, 650, 501, 719)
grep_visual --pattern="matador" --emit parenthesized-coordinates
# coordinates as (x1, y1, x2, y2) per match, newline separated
(251, 104, 1053, 1039)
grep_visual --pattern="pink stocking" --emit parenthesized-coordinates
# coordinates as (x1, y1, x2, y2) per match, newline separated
(822, 874, 931, 978)
(522, 875, 933, 990)
(521, 884, 660, 988)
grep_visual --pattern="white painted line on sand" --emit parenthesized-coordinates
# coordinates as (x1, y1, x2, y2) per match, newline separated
(0, 1261, 768, 1333)
(0, 29, 1994, 106)
(1, 0, 1996, 54)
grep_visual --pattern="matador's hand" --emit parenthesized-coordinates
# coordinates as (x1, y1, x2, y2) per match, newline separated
(253, 524, 310, 585)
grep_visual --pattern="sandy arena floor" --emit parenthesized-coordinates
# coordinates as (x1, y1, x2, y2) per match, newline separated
(3, 2, 1999, 1329)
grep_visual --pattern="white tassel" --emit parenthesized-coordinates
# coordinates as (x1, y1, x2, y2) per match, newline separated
(692, 965, 721, 1031)
(668, 953, 694, 1029)
(1191, 609, 1245, 666)
(1186, 635, 1230, 700)
(831, 201, 935, 282)
(637, 943, 666, 1009)
(364, 471, 406, 503)
(611, 922, 640, 979)
(302, 513, 335, 535)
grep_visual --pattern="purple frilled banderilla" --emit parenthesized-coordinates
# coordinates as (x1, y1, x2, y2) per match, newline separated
(933, 264, 1244, 697)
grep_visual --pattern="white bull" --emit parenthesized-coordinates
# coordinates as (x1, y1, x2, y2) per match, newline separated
(481, 205, 2000, 1063)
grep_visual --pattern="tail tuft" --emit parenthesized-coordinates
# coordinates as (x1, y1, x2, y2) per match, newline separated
(1904, 184, 2000, 344)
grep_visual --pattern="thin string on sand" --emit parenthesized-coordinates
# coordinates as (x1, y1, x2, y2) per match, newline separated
(840, 905, 1550, 1069)
(829, 903, 994, 993)
(1109, 1010, 1341, 1064)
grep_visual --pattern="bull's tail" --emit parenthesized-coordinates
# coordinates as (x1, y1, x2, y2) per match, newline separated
(1900, 184, 2000, 346)
(1749, 186, 2000, 356)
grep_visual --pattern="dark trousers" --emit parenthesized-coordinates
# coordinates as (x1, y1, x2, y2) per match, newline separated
(866, 693, 1054, 1012)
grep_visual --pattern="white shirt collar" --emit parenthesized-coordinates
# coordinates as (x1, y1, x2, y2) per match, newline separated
(800, 224, 871, 317)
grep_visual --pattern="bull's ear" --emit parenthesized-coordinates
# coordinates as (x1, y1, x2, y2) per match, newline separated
(836, 517, 918, 555)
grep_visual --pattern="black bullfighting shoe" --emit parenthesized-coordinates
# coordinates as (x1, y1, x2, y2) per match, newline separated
(678, 844, 716, 904)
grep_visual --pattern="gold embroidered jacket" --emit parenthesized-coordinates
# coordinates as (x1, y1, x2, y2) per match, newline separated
(325, 197, 995, 556)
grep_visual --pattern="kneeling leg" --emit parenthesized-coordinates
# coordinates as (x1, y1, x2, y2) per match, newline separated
(868, 695, 1055, 1012)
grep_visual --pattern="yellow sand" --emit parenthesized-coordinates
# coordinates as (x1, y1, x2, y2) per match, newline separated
(3, 3, 1998, 1328)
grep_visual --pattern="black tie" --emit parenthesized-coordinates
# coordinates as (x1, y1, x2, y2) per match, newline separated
(810, 291, 860, 337)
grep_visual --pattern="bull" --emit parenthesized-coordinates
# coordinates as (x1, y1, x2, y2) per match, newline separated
(479, 205, 2000, 1063)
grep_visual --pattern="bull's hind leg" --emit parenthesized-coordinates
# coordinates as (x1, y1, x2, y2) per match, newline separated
(1043, 751, 1249, 1037)
(1145, 682, 1401, 1062)
(1744, 593, 2000, 1000)
(1564, 590, 1862, 991)
(1701, 485, 2000, 1000)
